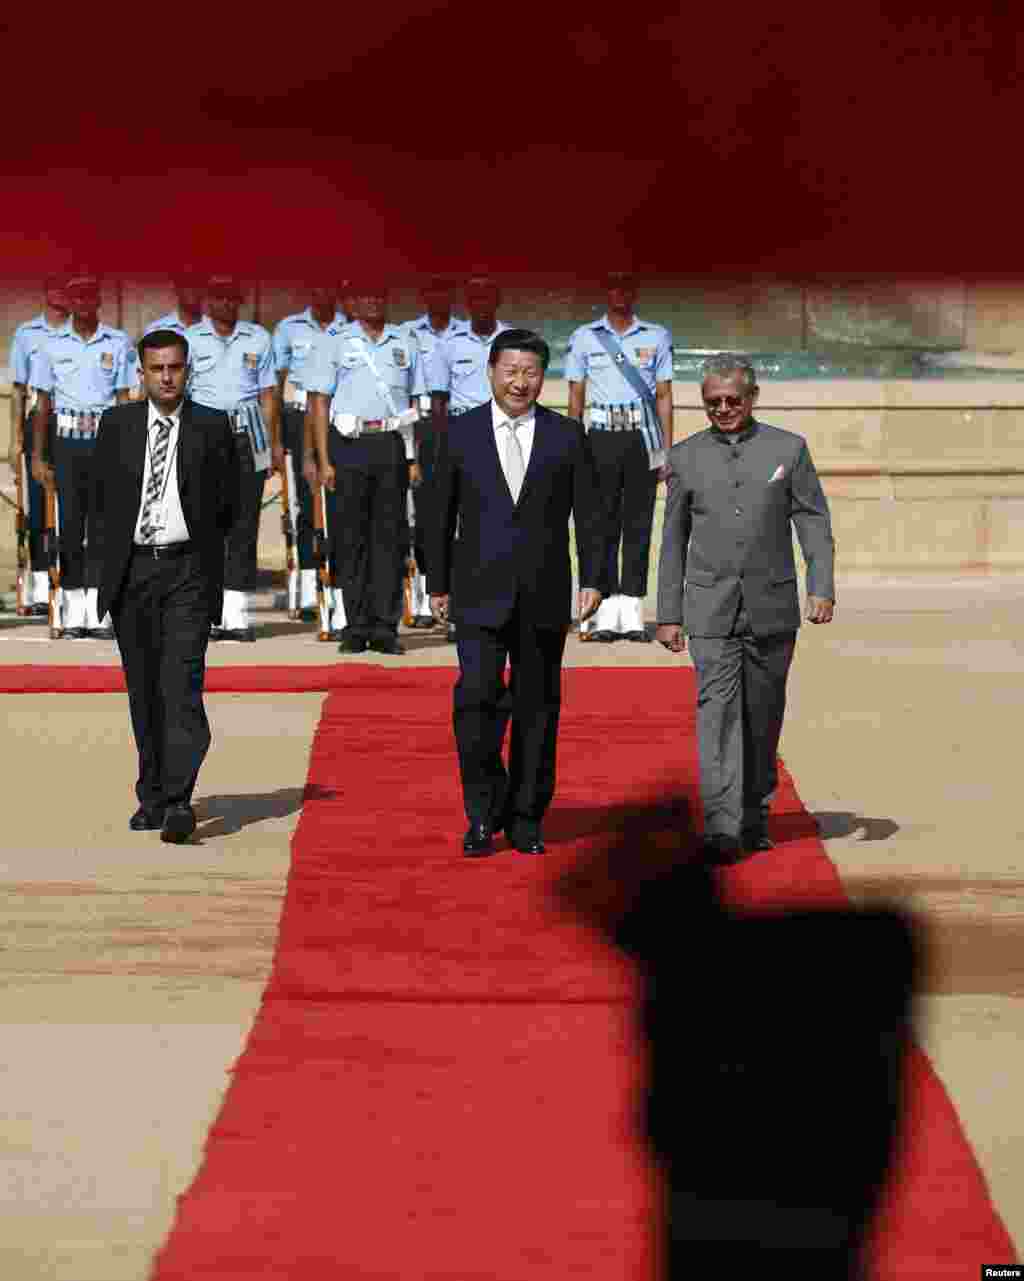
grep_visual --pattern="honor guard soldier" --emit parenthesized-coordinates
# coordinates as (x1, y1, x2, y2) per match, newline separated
(428, 273, 509, 426)
(185, 275, 281, 641)
(274, 285, 348, 622)
(31, 272, 135, 637)
(427, 273, 510, 640)
(305, 281, 420, 655)
(143, 271, 205, 337)
(8, 275, 70, 615)
(403, 275, 464, 628)
(566, 272, 674, 642)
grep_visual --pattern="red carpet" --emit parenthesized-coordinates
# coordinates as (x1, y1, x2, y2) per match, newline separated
(0, 663, 349, 694)
(138, 667, 1012, 1279)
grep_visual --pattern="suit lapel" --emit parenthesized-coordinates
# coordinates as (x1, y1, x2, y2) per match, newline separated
(477, 404, 516, 510)
(177, 398, 198, 499)
(513, 406, 552, 508)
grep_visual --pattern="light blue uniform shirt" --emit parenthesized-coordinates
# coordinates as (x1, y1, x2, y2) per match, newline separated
(184, 317, 277, 411)
(8, 314, 65, 386)
(273, 308, 346, 394)
(564, 314, 674, 404)
(428, 320, 510, 412)
(29, 321, 136, 412)
(402, 313, 465, 397)
(143, 310, 193, 338)
(306, 321, 418, 420)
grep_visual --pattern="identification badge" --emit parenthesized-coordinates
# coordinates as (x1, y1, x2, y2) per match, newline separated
(243, 351, 259, 370)
(393, 347, 407, 368)
(100, 351, 114, 370)
(633, 347, 652, 364)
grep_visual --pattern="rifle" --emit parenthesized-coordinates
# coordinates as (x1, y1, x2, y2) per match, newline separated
(13, 445, 28, 615)
(43, 485, 63, 639)
(280, 452, 299, 618)
(402, 487, 417, 627)
(312, 483, 332, 641)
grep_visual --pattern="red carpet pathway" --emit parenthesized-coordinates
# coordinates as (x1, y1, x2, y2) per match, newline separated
(79, 664, 1010, 1278)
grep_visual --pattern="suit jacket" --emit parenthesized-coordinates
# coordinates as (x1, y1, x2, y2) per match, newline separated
(424, 402, 605, 628)
(91, 399, 238, 623)
(657, 420, 835, 637)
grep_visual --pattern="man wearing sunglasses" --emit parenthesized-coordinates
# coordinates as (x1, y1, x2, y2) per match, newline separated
(656, 355, 835, 864)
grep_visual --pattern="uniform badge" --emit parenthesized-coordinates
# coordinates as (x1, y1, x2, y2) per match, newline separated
(633, 347, 652, 364)
(393, 348, 408, 368)
(100, 351, 114, 370)
(243, 351, 259, 370)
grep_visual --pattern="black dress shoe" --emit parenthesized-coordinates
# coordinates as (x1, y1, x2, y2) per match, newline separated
(161, 804, 197, 844)
(338, 634, 368, 653)
(209, 626, 224, 642)
(88, 626, 115, 640)
(129, 806, 165, 831)
(509, 823, 545, 854)
(221, 627, 256, 642)
(699, 834, 746, 865)
(463, 823, 495, 857)
(65, 627, 87, 640)
(370, 636, 405, 655)
(28, 603, 50, 618)
(623, 629, 652, 643)
(589, 629, 617, 642)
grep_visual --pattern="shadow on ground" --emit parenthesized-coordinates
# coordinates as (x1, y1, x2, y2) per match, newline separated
(812, 811, 901, 841)
(194, 784, 337, 837)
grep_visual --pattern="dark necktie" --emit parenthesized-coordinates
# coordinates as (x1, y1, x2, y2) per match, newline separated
(139, 417, 172, 542)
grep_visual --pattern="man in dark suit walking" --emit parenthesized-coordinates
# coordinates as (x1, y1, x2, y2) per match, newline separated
(91, 329, 237, 843)
(656, 354, 835, 864)
(426, 329, 605, 856)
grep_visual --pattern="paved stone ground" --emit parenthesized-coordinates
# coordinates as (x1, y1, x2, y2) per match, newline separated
(1, 489, 1022, 1277)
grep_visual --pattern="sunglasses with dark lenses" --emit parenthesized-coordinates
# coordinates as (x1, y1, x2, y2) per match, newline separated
(703, 395, 747, 410)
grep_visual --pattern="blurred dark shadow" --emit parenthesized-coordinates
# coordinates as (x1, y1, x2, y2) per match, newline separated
(193, 784, 336, 837)
(551, 794, 920, 1280)
(813, 811, 901, 842)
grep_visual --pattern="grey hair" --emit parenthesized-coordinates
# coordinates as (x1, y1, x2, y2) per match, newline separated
(699, 353, 758, 392)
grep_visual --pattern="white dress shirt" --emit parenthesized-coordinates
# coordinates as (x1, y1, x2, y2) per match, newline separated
(490, 398, 535, 494)
(134, 400, 190, 545)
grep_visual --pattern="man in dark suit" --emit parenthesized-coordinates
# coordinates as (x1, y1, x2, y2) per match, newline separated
(656, 354, 835, 863)
(91, 329, 237, 843)
(426, 328, 605, 856)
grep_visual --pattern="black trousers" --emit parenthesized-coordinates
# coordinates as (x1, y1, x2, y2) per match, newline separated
(110, 550, 212, 813)
(454, 610, 568, 829)
(282, 408, 314, 568)
(23, 412, 46, 571)
(590, 429, 658, 597)
(412, 424, 436, 577)
(224, 433, 266, 592)
(329, 432, 409, 639)
(52, 435, 102, 590)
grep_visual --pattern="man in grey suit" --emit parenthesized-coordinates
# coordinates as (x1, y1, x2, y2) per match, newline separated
(656, 355, 835, 863)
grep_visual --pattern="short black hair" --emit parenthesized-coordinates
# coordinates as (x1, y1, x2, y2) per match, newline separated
(488, 328, 550, 371)
(138, 329, 190, 364)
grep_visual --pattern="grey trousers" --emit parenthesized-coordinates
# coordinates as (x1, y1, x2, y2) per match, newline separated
(688, 608, 797, 839)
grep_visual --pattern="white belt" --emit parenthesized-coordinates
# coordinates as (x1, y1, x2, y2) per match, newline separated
(332, 407, 419, 461)
(56, 410, 103, 440)
(588, 404, 644, 431)
(284, 389, 308, 412)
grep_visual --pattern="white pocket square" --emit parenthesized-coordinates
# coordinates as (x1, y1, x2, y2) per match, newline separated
(770, 465, 785, 481)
